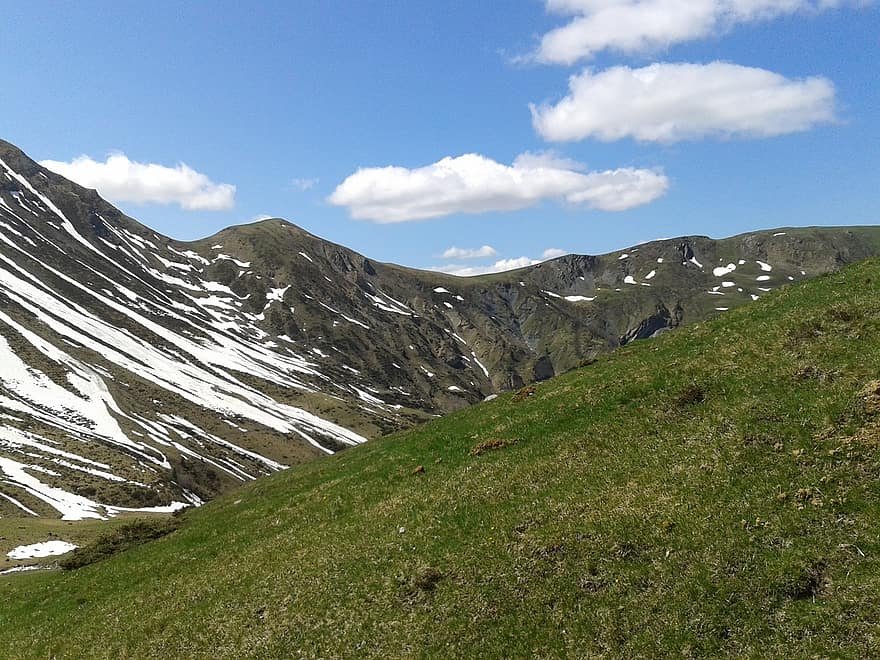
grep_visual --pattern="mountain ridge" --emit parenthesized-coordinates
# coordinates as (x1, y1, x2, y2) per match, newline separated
(4, 250, 880, 657)
(1, 136, 879, 518)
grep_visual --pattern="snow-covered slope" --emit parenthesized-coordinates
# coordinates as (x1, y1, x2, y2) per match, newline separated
(2, 138, 879, 519)
(0, 147, 377, 519)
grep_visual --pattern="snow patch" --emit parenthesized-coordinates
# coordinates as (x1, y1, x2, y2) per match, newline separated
(266, 285, 290, 302)
(7, 540, 77, 559)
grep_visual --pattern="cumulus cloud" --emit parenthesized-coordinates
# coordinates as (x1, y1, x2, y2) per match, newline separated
(542, 247, 568, 259)
(291, 177, 319, 191)
(40, 153, 235, 211)
(328, 152, 668, 222)
(441, 245, 498, 259)
(429, 248, 570, 276)
(429, 257, 539, 277)
(531, 62, 836, 143)
(534, 0, 868, 64)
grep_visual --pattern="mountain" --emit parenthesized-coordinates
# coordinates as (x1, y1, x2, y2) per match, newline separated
(1, 136, 879, 518)
(3, 255, 880, 657)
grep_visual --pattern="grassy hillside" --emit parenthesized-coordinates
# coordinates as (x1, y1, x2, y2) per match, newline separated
(3, 259, 880, 657)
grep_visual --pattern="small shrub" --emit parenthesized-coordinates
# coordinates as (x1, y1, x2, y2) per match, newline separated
(61, 518, 179, 570)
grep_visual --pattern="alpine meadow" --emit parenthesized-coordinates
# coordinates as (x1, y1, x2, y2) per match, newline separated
(1, 1, 878, 658)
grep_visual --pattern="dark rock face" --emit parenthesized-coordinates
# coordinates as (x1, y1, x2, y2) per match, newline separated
(2, 136, 879, 516)
(533, 356, 555, 381)
(620, 305, 675, 345)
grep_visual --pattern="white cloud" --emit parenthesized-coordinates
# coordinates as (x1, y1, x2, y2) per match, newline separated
(40, 153, 235, 211)
(428, 257, 541, 277)
(534, 0, 868, 64)
(542, 247, 568, 259)
(441, 245, 498, 259)
(428, 248, 570, 276)
(531, 62, 836, 143)
(246, 214, 275, 223)
(328, 152, 668, 222)
(291, 177, 319, 191)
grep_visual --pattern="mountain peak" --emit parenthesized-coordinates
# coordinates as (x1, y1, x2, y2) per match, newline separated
(0, 137, 45, 183)
(0, 137, 30, 160)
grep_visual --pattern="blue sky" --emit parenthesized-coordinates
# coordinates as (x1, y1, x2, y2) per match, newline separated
(2, 1, 877, 274)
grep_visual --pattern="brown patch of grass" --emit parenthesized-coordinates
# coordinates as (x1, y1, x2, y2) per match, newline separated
(785, 304, 867, 348)
(513, 385, 536, 402)
(776, 560, 831, 600)
(611, 541, 644, 560)
(470, 438, 518, 456)
(412, 567, 444, 592)
(793, 365, 838, 383)
(859, 380, 880, 415)
(396, 566, 445, 605)
(675, 383, 706, 407)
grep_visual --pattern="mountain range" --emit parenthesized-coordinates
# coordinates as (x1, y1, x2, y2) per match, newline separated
(4, 223, 880, 658)
(1, 136, 879, 518)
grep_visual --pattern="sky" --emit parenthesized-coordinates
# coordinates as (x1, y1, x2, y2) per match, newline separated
(2, 1, 878, 275)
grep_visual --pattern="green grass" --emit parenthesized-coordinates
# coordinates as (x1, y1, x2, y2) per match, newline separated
(3, 260, 880, 657)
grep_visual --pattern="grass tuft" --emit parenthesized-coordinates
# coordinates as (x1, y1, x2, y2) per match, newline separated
(469, 437, 518, 456)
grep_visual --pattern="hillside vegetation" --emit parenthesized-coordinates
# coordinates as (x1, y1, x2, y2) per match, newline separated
(2, 259, 880, 657)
